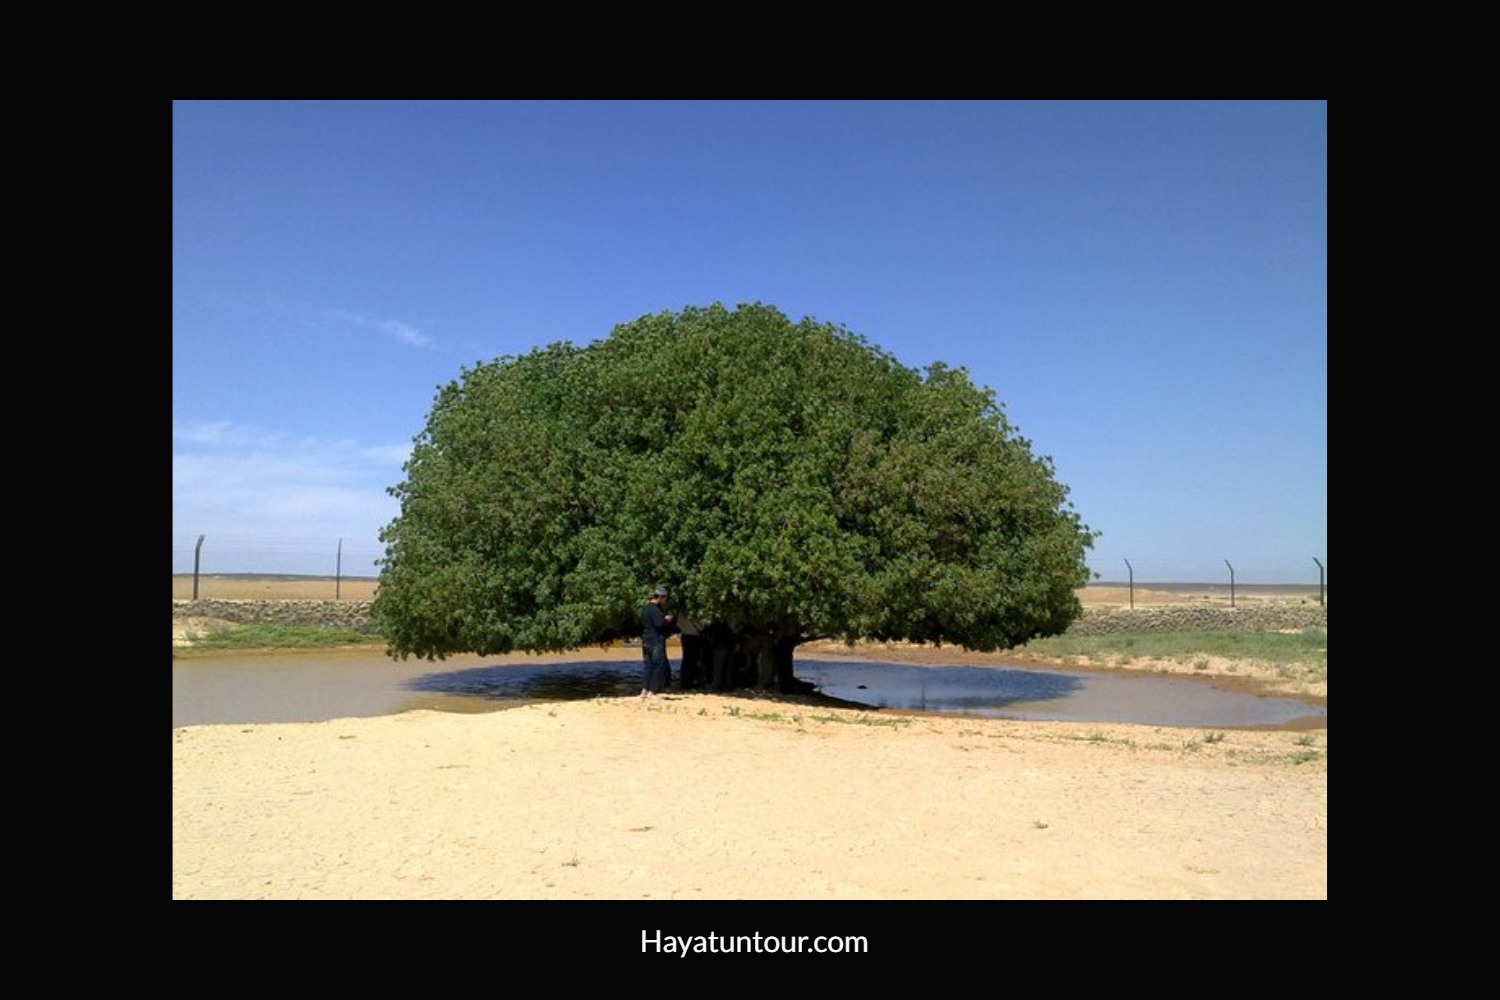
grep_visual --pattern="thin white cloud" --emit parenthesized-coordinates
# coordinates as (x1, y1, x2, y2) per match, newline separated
(323, 308, 433, 349)
(171, 419, 284, 449)
(361, 442, 416, 465)
(173, 420, 410, 572)
(378, 319, 431, 348)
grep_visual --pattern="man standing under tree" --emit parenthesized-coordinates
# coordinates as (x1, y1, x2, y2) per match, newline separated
(640, 585, 678, 698)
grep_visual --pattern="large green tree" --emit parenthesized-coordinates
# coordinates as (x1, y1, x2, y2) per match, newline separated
(373, 303, 1096, 689)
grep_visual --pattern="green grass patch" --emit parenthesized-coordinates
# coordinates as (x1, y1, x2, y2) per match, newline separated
(741, 710, 790, 722)
(806, 712, 912, 728)
(183, 623, 386, 651)
(1019, 628, 1327, 671)
(1070, 731, 1136, 748)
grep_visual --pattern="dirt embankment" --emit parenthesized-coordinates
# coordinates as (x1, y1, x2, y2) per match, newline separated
(172, 578, 1327, 699)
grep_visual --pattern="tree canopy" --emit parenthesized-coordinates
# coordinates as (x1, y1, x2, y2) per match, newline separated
(372, 303, 1096, 666)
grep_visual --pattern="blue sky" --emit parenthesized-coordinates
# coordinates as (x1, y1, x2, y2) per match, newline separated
(173, 100, 1326, 585)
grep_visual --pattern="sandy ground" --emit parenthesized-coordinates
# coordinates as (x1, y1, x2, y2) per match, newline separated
(171, 580, 1327, 900)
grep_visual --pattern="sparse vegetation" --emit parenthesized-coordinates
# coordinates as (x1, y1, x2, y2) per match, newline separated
(1181, 731, 1225, 752)
(1017, 627, 1326, 689)
(718, 705, 912, 728)
(182, 623, 386, 651)
(1019, 628, 1325, 669)
(805, 713, 911, 728)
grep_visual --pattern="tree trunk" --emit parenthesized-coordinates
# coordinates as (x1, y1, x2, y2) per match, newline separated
(704, 624, 738, 691)
(700, 627, 810, 694)
(774, 634, 799, 693)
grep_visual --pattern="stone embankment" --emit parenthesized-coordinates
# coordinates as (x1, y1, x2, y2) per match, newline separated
(1064, 602, 1325, 635)
(174, 599, 380, 632)
(171, 599, 1327, 636)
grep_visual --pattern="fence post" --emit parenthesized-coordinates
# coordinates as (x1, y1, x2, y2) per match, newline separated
(192, 534, 206, 600)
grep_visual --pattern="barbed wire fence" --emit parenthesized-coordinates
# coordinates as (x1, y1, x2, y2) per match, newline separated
(173, 533, 1327, 604)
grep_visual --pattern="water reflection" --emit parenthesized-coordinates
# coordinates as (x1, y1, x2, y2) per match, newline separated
(795, 661, 1084, 713)
(797, 661, 1323, 727)
(401, 658, 1324, 729)
(408, 661, 643, 702)
(170, 652, 1324, 729)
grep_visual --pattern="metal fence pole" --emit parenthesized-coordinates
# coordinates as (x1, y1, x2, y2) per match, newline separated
(192, 534, 205, 600)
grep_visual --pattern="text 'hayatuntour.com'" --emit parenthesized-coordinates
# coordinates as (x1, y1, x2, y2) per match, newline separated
(643, 931, 869, 956)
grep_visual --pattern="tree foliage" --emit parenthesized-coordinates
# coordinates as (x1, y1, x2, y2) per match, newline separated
(373, 303, 1096, 663)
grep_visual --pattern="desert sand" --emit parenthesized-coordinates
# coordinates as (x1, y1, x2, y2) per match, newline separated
(171, 580, 1326, 900)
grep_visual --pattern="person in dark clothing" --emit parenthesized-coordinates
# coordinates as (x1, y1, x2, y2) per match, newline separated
(640, 585, 678, 698)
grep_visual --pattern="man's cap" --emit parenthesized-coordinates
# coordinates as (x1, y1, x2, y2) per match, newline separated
(652, 585, 669, 597)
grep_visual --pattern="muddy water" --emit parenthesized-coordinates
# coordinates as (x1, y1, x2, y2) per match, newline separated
(172, 650, 1325, 731)
(795, 660, 1324, 728)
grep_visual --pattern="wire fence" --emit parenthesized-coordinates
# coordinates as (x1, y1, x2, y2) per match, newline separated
(173, 532, 1326, 598)
(172, 534, 386, 580)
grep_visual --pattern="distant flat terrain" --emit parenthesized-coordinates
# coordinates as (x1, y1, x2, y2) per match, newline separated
(174, 574, 380, 601)
(173, 575, 1323, 607)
